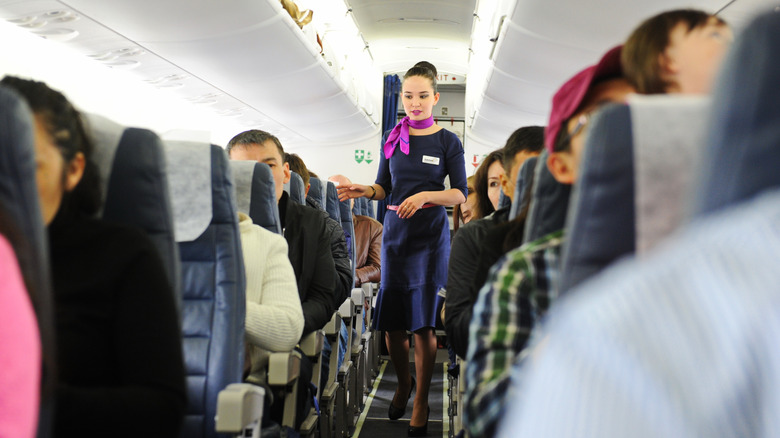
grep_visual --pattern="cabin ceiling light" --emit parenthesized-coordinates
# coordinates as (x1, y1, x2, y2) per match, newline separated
(7, 15, 37, 25)
(45, 10, 79, 23)
(103, 59, 140, 69)
(379, 18, 459, 25)
(33, 27, 79, 42)
(90, 47, 145, 62)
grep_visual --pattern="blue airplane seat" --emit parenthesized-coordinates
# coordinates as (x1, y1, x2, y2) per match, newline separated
(509, 156, 538, 221)
(692, 11, 780, 218)
(498, 191, 510, 210)
(338, 198, 357, 283)
(325, 181, 342, 223)
(522, 151, 571, 244)
(86, 114, 181, 304)
(229, 160, 282, 235)
(0, 85, 55, 438)
(289, 171, 306, 205)
(308, 177, 326, 211)
(558, 104, 634, 294)
(559, 96, 709, 295)
(164, 141, 247, 438)
(369, 199, 377, 220)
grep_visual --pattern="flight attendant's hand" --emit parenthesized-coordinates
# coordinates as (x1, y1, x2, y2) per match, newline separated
(337, 184, 370, 201)
(397, 193, 427, 219)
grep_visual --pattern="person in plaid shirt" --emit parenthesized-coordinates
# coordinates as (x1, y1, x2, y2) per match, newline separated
(463, 45, 635, 437)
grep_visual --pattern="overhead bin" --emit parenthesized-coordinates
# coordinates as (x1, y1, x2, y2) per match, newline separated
(466, 0, 717, 147)
(0, 0, 380, 146)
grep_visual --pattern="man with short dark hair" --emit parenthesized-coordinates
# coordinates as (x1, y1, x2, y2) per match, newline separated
(228, 130, 344, 335)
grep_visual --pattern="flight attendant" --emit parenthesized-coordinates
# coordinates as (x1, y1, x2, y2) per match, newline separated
(338, 62, 467, 436)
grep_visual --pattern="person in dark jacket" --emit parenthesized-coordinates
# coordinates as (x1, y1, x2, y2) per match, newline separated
(2, 76, 186, 437)
(285, 153, 352, 307)
(228, 129, 346, 334)
(444, 126, 544, 359)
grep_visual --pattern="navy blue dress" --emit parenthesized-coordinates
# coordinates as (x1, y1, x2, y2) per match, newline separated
(373, 128, 467, 331)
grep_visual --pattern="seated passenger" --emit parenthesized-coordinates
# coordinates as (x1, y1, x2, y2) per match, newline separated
(452, 175, 477, 230)
(227, 130, 342, 337)
(1, 76, 186, 437)
(285, 152, 319, 209)
(622, 9, 732, 94)
(329, 174, 383, 287)
(444, 126, 544, 359)
(286, 153, 352, 312)
(239, 212, 304, 390)
(472, 150, 505, 219)
(499, 11, 779, 437)
(0, 222, 40, 438)
(463, 47, 634, 437)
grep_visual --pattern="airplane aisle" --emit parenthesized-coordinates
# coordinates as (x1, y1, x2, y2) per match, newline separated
(353, 350, 451, 438)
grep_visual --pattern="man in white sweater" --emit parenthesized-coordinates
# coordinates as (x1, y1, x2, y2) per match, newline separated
(238, 212, 304, 388)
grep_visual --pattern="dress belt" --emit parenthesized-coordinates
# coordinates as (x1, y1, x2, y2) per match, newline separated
(387, 203, 437, 211)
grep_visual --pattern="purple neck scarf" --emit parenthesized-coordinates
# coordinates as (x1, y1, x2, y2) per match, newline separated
(384, 115, 435, 158)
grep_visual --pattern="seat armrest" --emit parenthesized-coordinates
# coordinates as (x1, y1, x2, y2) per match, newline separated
(267, 350, 302, 386)
(215, 383, 266, 433)
(324, 311, 341, 335)
(299, 330, 324, 357)
(351, 288, 365, 308)
(339, 297, 353, 318)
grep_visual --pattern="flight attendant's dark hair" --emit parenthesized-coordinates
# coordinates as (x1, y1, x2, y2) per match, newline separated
(405, 61, 438, 93)
(1, 76, 102, 217)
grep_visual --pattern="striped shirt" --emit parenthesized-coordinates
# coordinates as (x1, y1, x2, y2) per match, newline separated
(498, 189, 780, 438)
(464, 230, 564, 437)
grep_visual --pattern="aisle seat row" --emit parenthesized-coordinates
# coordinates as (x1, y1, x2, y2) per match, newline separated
(0, 82, 385, 438)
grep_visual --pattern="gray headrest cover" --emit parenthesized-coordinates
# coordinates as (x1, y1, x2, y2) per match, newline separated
(230, 160, 256, 216)
(631, 94, 710, 253)
(164, 140, 213, 242)
(84, 113, 123, 214)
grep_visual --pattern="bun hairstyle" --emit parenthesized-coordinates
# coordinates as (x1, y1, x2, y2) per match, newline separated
(404, 61, 439, 93)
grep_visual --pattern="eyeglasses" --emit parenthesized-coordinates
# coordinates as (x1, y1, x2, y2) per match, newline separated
(559, 113, 590, 149)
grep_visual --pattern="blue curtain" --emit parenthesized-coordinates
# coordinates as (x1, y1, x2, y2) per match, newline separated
(377, 74, 401, 224)
(382, 74, 401, 133)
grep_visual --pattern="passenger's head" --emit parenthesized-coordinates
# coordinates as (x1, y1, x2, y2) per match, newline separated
(285, 152, 310, 195)
(227, 129, 290, 202)
(457, 175, 477, 226)
(622, 9, 731, 94)
(1, 76, 101, 225)
(473, 150, 504, 219)
(546, 46, 634, 184)
(402, 62, 439, 121)
(499, 126, 545, 202)
(328, 174, 354, 209)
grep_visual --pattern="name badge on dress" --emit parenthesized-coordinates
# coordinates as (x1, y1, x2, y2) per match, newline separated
(422, 155, 440, 165)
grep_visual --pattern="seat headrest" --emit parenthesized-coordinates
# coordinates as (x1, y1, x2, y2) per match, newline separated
(84, 113, 124, 213)
(509, 156, 539, 221)
(559, 103, 634, 293)
(0, 85, 50, 292)
(325, 181, 341, 222)
(308, 178, 325, 210)
(523, 151, 571, 243)
(289, 171, 306, 205)
(692, 11, 780, 217)
(630, 94, 709, 252)
(229, 160, 282, 234)
(163, 140, 213, 242)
